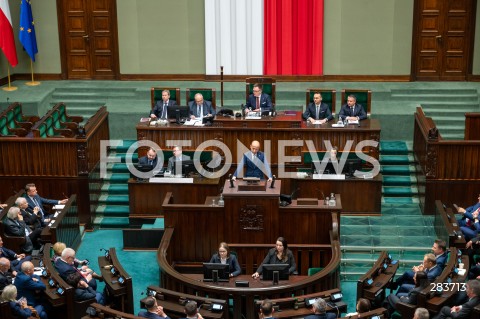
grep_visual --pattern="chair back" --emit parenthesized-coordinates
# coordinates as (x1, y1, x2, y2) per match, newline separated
(151, 87, 181, 108)
(186, 88, 216, 109)
(341, 89, 372, 117)
(245, 77, 276, 106)
(306, 89, 336, 115)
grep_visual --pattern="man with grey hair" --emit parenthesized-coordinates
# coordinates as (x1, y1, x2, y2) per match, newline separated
(54, 247, 98, 290)
(0, 257, 13, 290)
(188, 93, 215, 120)
(305, 297, 336, 319)
(433, 279, 480, 318)
(414, 307, 429, 319)
(15, 197, 43, 231)
(3, 207, 42, 253)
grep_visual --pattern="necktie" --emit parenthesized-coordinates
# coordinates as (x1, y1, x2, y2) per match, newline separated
(161, 103, 167, 119)
(316, 105, 320, 119)
(256, 97, 260, 110)
(32, 197, 44, 218)
(351, 106, 355, 116)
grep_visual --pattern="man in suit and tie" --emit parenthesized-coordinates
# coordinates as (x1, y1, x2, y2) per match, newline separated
(14, 261, 48, 319)
(138, 148, 159, 168)
(0, 235, 32, 272)
(244, 83, 273, 114)
(397, 253, 442, 295)
(23, 183, 67, 226)
(54, 247, 98, 291)
(166, 146, 191, 173)
(303, 92, 333, 124)
(432, 280, 480, 319)
(150, 90, 177, 120)
(3, 207, 42, 253)
(15, 197, 43, 231)
(188, 93, 215, 119)
(338, 94, 367, 122)
(232, 140, 272, 181)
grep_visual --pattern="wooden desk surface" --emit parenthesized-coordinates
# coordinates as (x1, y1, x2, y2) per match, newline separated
(222, 180, 281, 197)
(362, 262, 399, 300)
(183, 274, 308, 290)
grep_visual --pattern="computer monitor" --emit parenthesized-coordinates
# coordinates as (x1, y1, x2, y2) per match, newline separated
(172, 159, 199, 177)
(167, 105, 189, 123)
(262, 263, 289, 281)
(312, 160, 340, 175)
(342, 158, 363, 177)
(203, 262, 230, 282)
(130, 163, 154, 180)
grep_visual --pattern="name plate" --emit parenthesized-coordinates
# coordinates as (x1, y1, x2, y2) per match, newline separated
(313, 174, 346, 180)
(149, 177, 194, 184)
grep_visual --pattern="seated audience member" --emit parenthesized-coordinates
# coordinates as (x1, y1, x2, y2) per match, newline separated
(54, 247, 99, 290)
(305, 298, 336, 319)
(392, 239, 446, 289)
(188, 93, 215, 120)
(414, 307, 430, 319)
(16, 197, 43, 231)
(138, 296, 171, 319)
(0, 235, 31, 272)
(386, 271, 429, 315)
(150, 89, 177, 120)
(345, 297, 371, 317)
(397, 253, 441, 295)
(0, 257, 14, 290)
(166, 145, 191, 172)
(14, 261, 48, 319)
(179, 300, 204, 319)
(138, 147, 159, 167)
(23, 183, 68, 226)
(303, 92, 333, 124)
(252, 237, 296, 279)
(338, 94, 367, 122)
(3, 207, 42, 253)
(258, 299, 275, 319)
(209, 242, 241, 277)
(465, 234, 480, 278)
(432, 280, 480, 319)
(455, 194, 480, 241)
(232, 140, 272, 181)
(0, 284, 33, 319)
(244, 83, 273, 114)
(65, 272, 104, 305)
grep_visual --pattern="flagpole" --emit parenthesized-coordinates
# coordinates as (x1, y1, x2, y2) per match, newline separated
(25, 59, 40, 86)
(2, 65, 17, 91)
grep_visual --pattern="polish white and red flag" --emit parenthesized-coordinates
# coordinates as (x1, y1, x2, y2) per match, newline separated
(0, 0, 18, 67)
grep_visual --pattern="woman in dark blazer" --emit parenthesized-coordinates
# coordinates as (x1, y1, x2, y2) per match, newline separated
(209, 242, 241, 277)
(252, 237, 296, 279)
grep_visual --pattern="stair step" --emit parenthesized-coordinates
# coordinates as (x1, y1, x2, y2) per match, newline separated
(379, 141, 409, 155)
(379, 155, 412, 165)
(381, 165, 414, 175)
(382, 186, 416, 196)
(109, 140, 137, 153)
(102, 184, 129, 194)
(98, 205, 130, 216)
(107, 173, 130, 183)
(440, 132, 464, 140)
(100, 195, 130, 205)
(99, 217, 130, 229)
(382, 176, 414, 186)
(110, 163, 129, 173)
(391, 89, 478, 95)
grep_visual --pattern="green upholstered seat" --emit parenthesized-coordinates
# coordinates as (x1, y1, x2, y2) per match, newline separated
(151, 87, 181, 108)
(305, 89, 336, 115)
(307, 267, 324, 276)
(38, 122, 48, 138)
(57, 103, 83, 123)
(245, 77, 276, 106)
(341, 89, 372, 117)
(0, 117, 14, 136)
(186, 88, 216, 109)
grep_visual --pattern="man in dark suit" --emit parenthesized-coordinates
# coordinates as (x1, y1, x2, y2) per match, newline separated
(0, 257, 14, 290)
(14, 261, 48, 319)
(303, 92, 333, 124)
(244, 83, 273, 114)
(179, 300, 204, 319)
(258, 299, 276, 319)
(188, 93, 215, 119)
(3, 207, 42, 253)
(166, 145, 191, 173)
(150, 90, 177, 120)
(0, 235, 32, 272)
(138, 296, 171, 319)
(338, 94, 367, 121)
(54, 247, 98, 290)
(304, 298, 336, 319)
(138, 147, 159, 167)
(232, 140, 272, 181)
(397, 253, 442, 295)
(432, 280, 480, 319)
(15, 197, 43, 231)
(23, 183, 67, 225)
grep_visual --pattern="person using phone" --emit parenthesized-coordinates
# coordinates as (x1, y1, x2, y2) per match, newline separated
(0, 285, 33, 318)
(138, 296, 171, 319)
(66, 272, 105, 305)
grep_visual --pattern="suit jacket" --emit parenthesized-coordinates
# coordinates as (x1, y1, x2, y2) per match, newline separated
(0, 269, 13, 290)
(245, 93, 273, 112)
(20, 208, 43, 231)
(8, 301, 33, 319)
(436, 251, 448, 269)
(74, 286, 97, 301)
(304, 313, 336, 319)
(138, 155, 159, 168)
(3, 218, 33, 253)
(234, 151, 272, 180)
(54, 258, 78, 281)
(425, 264, 442, 282)
(14, 272, 46, 306)
(303, 102, 333, 121)
(209, 253, 242, 276)
(338, 103, 367, 120)
(436, 296, 480, 318)
(138, 311, 171, 319)
(188, 100, 216, 118)
(256, 248, 296, 275)
(24, 193, 58, 223)
(151, 99, 177, 119)
(167, 154, 191, 172)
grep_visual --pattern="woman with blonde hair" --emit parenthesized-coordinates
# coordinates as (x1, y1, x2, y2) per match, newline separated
(0, 284, 33, 318)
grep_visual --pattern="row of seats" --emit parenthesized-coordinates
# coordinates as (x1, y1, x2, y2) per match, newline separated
(151, 77, 372, 116)
(0, 102, 39, 137)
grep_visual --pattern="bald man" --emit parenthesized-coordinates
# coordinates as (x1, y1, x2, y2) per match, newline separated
(233, 140, 272, 181)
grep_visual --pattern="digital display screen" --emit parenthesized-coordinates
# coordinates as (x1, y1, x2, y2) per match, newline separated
(110, 267, 116, 275)
(366, 278, 373, 285)
(48, 279, 55, 287)
(56, 287, 64, 295)
(118, 276, 125, 284)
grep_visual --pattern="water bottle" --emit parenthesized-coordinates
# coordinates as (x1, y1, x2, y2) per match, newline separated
(218, 195, 224, 207)
(324, 196, 329, 206)
(330, 193, 336, 206)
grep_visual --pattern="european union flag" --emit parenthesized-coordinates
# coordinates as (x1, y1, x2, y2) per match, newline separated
(19, 0, 38, 61)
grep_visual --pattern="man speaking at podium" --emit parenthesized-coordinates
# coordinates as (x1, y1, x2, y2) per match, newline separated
(232, 140, 272, 182)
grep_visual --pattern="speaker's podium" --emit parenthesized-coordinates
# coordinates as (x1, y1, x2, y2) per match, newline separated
(222, 178, 281, 243)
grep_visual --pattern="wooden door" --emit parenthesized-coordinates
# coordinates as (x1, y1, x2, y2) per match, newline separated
(412, 0, 476, 81)
(57, 0, 119, 79)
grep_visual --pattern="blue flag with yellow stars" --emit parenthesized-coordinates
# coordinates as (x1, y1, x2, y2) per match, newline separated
(19, 0, 38, 61)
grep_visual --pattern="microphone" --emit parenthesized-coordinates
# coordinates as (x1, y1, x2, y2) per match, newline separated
(270, 175, 276, 188)
(218, 186, 224, 194)
(228, 174, 234, 188)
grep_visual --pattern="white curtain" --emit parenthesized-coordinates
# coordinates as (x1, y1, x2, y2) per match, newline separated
(205, 0, 263, 75)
